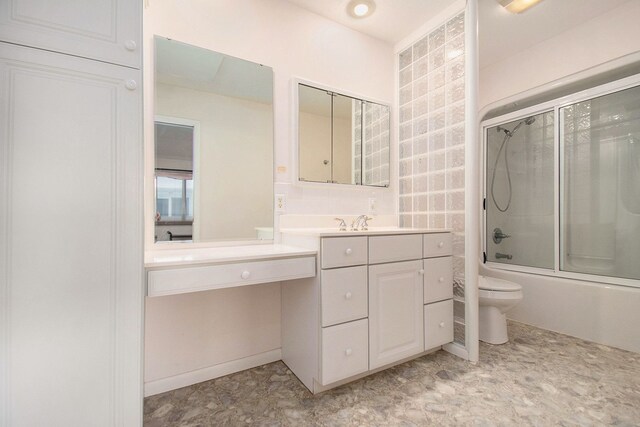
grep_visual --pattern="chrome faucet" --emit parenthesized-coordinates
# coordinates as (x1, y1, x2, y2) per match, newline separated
(334, 217, 347, 231)
(493, 228, 511, 244)
(495, 252, 513, 260)
(351, 215, 372, 231)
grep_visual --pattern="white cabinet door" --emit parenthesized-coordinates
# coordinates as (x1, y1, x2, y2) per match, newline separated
(0, 0, 140, 68)
(0, 42, 142, 426)
(321, 319, 369, 385)
(369, 260, 424, 369)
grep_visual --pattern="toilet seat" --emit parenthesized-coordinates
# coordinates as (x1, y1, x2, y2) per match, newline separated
(479, 276, 522, 292)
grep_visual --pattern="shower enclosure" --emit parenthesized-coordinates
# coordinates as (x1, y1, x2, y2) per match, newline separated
(483, 75, 640, 285)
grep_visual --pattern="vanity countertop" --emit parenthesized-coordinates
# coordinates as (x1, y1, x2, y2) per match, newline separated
(145, 244, 317, 269)
(279, 227, 452, 237)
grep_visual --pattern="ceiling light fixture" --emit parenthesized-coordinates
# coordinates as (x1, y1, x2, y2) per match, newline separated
(347, 0, 376, 19)
(498, 0, 544, 14)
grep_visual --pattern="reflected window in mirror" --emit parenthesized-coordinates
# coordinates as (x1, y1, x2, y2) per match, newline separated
(154, 119, 196, 241)
(298, 83, 390, 187)
(153, 36, 274, 244)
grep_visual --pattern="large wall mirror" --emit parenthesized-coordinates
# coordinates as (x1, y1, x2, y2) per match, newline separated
(298, 83, 390, 187)
(154, 36, 274, 243)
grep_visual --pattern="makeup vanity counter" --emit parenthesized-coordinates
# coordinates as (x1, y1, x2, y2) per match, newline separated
(280, 228, 455, 393)
(145, 244, 317, 297)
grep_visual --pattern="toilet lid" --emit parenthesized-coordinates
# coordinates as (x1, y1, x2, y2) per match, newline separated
(479, 276, 522, 292)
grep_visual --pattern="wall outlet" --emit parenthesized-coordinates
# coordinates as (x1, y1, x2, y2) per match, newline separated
(368, 197, 377, 214)
(275, 194, 286, 213)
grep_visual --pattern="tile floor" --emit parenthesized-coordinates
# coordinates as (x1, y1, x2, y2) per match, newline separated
(144, 321, 640, 426)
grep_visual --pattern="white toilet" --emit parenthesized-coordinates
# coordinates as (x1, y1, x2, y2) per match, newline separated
(478, 276, 523, 344)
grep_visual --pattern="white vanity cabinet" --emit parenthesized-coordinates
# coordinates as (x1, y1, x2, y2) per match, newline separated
(281, 230, 454, 394)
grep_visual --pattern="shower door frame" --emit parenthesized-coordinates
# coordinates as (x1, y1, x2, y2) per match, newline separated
(481, 72, 640, 289)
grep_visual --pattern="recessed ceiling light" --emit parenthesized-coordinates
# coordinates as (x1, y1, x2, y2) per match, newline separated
(498, 0, 544, 14)
(347, 0, 376, 19)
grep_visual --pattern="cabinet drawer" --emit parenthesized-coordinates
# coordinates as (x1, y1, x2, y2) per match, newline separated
(369, 234, 422, 264)
(321, 266, 368, 327)
(423, 233, 452, 258)
(147, 256, 316, 297)
(424, 299, 454, 350)
(423, 257, 453, 304)
(321, 319, 369, 385)
(321, 237, 367, 269)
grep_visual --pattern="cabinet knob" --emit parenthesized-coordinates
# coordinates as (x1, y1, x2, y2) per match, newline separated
(345, 348, 352, 356)
(438, 277, 444, 283)
(124, 40, 137, 51)
(345, 292, 352, 300)
(439, 321, 445, 328)
(438, 241, 444, 248)
(241, 271, 251, 280)
(418, 269, 425, 275)
(345, 248, 352, 255)
(125, 79, 137, 90)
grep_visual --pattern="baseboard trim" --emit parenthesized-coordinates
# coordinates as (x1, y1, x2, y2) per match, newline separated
(144, 349, 282, 397)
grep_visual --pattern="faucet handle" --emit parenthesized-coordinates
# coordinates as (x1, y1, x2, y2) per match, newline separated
(334, 217, 347, 231)
(361, 216, 373, 231)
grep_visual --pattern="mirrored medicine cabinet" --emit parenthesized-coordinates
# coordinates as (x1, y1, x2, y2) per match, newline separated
(153, 36, 274, 244)
(297, 83, 390, 187)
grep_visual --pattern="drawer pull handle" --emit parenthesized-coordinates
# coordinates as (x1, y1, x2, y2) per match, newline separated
(345, 292, 352, 300)
(418, 269, 425, 275)
(345, 248, 353, 255)
(438, 241, 444, 248)
(439, 277, 444, 283)
(241, 271, 251, 280)
(345, 348, 352, 356)
(439, 321, 445, 328)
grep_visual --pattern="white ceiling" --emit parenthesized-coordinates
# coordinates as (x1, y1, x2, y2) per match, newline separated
(284, 0, 630, 69)
(284, 0, 459, 44)
(478, 0, 629, 68)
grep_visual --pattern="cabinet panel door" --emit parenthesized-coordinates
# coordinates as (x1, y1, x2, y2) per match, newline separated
(423, 233, 452, 258)
(321, 319, 369, 385)
(321, 266, 368, 327)
(424, 300, 454, 350)
(0, 0, 140, 68)
(321, 236, 368, 269)
(368, 234, 422, 264)
(369, 260, 424, 369)
(423, 256, 453, 304)
(0, 43, 142, 426)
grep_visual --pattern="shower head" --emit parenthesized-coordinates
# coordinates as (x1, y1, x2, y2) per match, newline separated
(524, 116, 536, 125)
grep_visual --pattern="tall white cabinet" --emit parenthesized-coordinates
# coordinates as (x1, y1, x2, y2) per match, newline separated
(0, 4, 142, 426)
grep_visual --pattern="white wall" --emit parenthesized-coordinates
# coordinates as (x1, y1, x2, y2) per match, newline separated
(479, 0, 640, 353)
(156, 83, 273, 241)
(143, 0, 395, 393)
(480, 1, 640, 108)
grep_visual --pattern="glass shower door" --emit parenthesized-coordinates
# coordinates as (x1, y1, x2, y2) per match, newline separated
(485, 110, 555, 269)
(560, 85, 640, 281)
